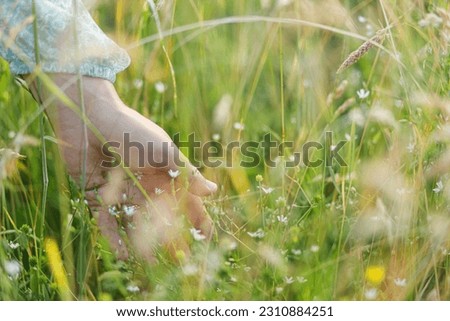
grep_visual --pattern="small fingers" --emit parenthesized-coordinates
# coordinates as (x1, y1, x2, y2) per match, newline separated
(125, 193, 189, 263)
(177, 190, 214, 240)
(93, 207, 129, 260)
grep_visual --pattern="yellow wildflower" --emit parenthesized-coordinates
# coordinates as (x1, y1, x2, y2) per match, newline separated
(44, 238, 71, 300)
(365, 265, 386, 286)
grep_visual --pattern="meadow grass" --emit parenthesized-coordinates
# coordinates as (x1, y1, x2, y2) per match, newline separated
(0, 0, 449, 300)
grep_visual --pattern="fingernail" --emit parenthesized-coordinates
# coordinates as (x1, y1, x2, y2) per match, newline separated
(205, 180, 218, 193)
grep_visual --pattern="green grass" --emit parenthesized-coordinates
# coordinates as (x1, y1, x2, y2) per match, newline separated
(1, 0, 449, 300)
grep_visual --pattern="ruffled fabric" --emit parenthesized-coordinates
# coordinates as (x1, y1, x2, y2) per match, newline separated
(0, 0, 130, 82)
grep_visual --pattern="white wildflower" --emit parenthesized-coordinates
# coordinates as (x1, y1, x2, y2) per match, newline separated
(190, 228, 206, 241)
(212, 133, 221, 141)
(8, 242, 19, 249)
(155, 81, 166, 93)
(233, 122, 245, 131)
(284, 276, 295, 284)
(4, 260, 21, 279)
(345, 133, 352, 141)
(260, 186, 274, 194)
(126, 285, 140, 293)
(357, 89, 370, 99)
(247, 228, 265, 239)
(154, 187, 165, 195)
(213, 94, 233, 130)
(133, 79, 143, 89)
(134, 171, 143, 181)
(123, 205, 138, 217)
(406, 142, 415, 153)
(310, 244, 320, 253)
(357, 16, 367, 23)
(394, 278, 407, 287)
(297, 276, 308, 283)
(364, 288, 378, 300)
(433, 180, 444, 193)
(277, 215, 288, 224)
(291, 249, 302, 256)
(168, 169, 180, 178)
(275, 287, 284, 294)
(366, 24, 374, 37)
(108, 205, 120, 216)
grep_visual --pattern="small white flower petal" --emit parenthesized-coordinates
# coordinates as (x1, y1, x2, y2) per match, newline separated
(260, 186, 274, 194)
(155, 81, 166, 93)
(190, 228, 206, 241)
(4, 260, 21, 278)
(247, 228, 265, 239)
(277, 215, 288, 224)
(364, 288, 378, 300)
(108, 205, 120, 216)
(233, 122, 245, 130)
(126, 285, 140, 293)
(8, 242, 20, 249)
(123, 205, 138, 217)
(357, 89, 370, 99)
(433, 180, 444, 193)
(154, 188, 165, 195)
(394, 278, 407, 287)
(168, 169, 181, 178)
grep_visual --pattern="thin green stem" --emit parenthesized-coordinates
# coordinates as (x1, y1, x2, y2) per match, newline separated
(147, 0, 178, 117)
(32, 0, 48, 300)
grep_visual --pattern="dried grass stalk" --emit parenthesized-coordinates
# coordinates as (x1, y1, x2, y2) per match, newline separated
(337, 29, 387, 74)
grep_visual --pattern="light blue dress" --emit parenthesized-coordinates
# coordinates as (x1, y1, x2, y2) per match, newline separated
(0, 0, 130, 82)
